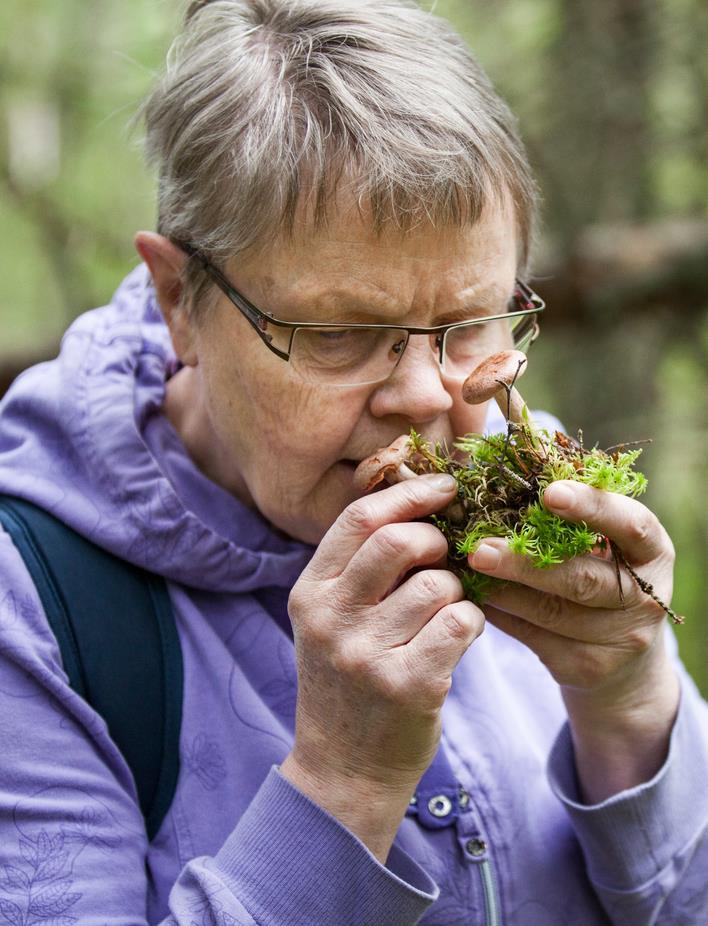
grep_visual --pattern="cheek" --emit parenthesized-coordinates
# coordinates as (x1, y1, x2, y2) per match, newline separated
(209, 355, 364, 521)
(255, 389, 357, 471)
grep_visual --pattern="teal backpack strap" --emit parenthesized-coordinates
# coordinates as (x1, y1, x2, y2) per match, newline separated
(0, 494, 183, 841)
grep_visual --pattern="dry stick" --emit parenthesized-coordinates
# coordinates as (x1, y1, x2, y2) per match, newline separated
(604, 439, 653, 454)
(610, 541, 626, 609)
(610, 540, 684, 624)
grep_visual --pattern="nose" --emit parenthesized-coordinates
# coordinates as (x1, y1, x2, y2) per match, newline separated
(367, 333, 453, 424)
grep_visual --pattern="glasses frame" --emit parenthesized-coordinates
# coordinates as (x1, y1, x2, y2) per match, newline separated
(182, 243, 545, 383)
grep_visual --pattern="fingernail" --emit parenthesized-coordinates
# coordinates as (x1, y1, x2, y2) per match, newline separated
(470, 543, 500, 571)
(545, 483, 576, 511)
(424, 473, 457, 493)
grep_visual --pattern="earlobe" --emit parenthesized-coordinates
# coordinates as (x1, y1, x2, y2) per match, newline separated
(134, 231, 199, 366)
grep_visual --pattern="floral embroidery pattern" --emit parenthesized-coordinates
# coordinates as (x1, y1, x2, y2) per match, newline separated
(184, 735, 227, 791)
(0, 830, 81, 925)
(186, 878, 244, 926)
(0, 590, 37, 631)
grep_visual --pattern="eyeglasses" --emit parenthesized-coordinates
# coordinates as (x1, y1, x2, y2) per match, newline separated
(182, 244, 544, 388)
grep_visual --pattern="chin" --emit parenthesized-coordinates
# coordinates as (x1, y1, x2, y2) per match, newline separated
(302, 464, 364, 544)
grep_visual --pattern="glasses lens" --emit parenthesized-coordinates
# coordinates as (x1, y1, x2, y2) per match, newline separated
(290, 326, 408, 385)
(442, 312, 538, 380)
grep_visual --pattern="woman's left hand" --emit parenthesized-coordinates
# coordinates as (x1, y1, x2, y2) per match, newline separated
(468, 479, 681, 801)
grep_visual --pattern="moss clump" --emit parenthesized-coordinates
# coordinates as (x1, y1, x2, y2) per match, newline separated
(403, 424, 681, 623)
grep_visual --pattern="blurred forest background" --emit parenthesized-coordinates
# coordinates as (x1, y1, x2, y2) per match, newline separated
(0, 0, 706, 692)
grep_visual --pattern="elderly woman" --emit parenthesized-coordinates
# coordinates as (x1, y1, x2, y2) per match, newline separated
(0, 1, 706, 924)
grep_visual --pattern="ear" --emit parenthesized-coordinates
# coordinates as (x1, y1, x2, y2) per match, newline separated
(134, 231, 199, 366)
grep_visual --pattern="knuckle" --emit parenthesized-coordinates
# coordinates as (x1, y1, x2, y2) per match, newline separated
(572, 563, 600, 606)
(330, 643, 368, 678)
(625, 513, 654, 548)
(388, 664, 450, 711)
(372, 524, 409, 560)
(439, 604, 478, 642)
(621, 624, 654, 656)
(340, 499, 377, 535)
(416, 569, 445, 599)
(373, 650, 448, 710)
(416, 569, 462, 603)
(372, 664, 411, 706)
(542, 592, 566, 628)
(296, 615, 331, 650)
(287, 583, 311, 623)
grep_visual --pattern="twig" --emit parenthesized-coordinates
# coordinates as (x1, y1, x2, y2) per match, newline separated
(610, 541, 684, 624)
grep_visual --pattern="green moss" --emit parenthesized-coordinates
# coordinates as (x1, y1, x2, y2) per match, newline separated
(405, 424, 679, 621)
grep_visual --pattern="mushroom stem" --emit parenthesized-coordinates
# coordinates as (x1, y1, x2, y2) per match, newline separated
(494, 381, 527, 425)
(462, 350, 533, 426)
(388, 461, 418, 483)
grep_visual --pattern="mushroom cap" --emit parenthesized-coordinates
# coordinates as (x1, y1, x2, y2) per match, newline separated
(353, 434, 412, 492)
(461, 350, 528, 405)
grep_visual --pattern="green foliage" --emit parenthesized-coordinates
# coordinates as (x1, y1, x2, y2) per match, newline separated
(0, 0, 704, 677)
(407, 424, 652, 604)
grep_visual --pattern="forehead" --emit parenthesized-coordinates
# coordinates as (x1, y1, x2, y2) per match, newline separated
(230, 197, 518, 323)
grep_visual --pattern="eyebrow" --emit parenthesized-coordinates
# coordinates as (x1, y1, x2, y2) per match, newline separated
(278, 285, 512, 326)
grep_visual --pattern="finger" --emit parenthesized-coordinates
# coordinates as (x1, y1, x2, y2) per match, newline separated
(402, 599, 485, 681)
(484, 582, 655, 644)
(307, 473, 458, 580)
(341, 521, 449, 603)
(543, 481, 670, 565)
(482, 604, 588, 687)
(378, 568, 464, 640)
(482, 604, 663, 690)
(469, 540, 638, 610)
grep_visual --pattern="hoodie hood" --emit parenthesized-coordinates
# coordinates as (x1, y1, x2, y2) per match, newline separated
(0, 264, 314, 592)
(0, 265, 561, 594)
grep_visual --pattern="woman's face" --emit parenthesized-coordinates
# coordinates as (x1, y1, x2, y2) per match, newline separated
(178, 201, 518, 545)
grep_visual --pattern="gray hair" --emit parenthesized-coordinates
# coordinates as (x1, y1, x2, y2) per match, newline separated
(140, 0, 538, 311)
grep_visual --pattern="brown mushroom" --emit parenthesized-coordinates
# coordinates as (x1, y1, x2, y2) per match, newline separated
(462, 349, 530, 424)
(353, 435, 417, 492)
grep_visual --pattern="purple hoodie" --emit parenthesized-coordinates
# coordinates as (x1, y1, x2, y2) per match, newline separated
(0, 266, 706, 926)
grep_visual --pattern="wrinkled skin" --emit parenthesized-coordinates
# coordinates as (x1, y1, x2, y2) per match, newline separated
(472, 479, 679, 804)
(137, 197, 680, 861)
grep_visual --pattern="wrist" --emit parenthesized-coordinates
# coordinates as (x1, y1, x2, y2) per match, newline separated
(280, 751, 416, 863)
(561, 642, 680, 803)
(562, 637, 679, 731)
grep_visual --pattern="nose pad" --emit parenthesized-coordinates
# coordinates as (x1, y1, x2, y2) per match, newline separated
(392, 332, 444, 376)
(390, 335, 407, 359)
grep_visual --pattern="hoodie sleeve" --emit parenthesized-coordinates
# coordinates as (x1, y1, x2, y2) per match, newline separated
(547, 635, 708, 926)
(0, 528, 437, 926)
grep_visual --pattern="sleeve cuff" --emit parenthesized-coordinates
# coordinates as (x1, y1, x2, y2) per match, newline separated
(214, 766, 438, 926)
(548, 679, 708, 890)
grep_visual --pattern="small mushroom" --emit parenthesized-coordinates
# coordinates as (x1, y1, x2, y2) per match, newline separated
(353, 435, 417, 492)
(462, 349, 530, 425)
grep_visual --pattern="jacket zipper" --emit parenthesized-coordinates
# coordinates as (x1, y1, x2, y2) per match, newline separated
(478, 858, 501, 926)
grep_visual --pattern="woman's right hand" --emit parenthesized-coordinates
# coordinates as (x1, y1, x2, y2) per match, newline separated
(281, 473, 485, 861)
